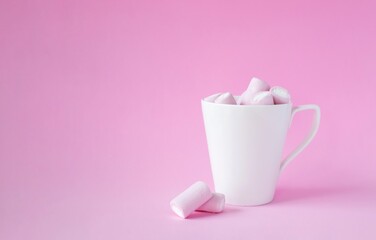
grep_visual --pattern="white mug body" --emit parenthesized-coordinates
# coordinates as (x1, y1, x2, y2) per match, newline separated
(202, 100, 292, 206)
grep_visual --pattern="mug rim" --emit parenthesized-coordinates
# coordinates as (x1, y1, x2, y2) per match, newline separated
(201, 98, 292, 108)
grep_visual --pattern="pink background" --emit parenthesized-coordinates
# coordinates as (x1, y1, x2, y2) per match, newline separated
(1, 0, 376, 239)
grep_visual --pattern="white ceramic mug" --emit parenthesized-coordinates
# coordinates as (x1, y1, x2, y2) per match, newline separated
(201, 96, 320, 206)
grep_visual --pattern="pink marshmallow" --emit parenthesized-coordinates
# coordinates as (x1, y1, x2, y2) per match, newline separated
(270, 86, 291, 104)
(214, 92, 237, 105)
(238, 90, 256, 105)
(170, 181, 212, 218)
(251, 91, 274, 105)
(196, 193, 225, 213)
(239, 77, 270, 105)
(204, 92, 222, 102)
(247, 77, 270, 92)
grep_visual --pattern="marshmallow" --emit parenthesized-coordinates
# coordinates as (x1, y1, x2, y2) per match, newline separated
(170, 181, 212, 218)
(196, 193, 225, 213)
(214, 92, 237, 105)
(239, 77, 270, 105)
(251, 91, 274, 105)
(238, 90, 256, 105)
(270, 86, 290, 104)
(247, 77, 270, 92)
(204, 93, 222, 102)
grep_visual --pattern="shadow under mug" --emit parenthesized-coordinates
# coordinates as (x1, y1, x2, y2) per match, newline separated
(201, 96, 320, 206)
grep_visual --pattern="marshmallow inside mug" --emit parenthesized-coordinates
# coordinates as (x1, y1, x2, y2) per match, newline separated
(270, 86, 291, 104)
(214, 92, 237, 105)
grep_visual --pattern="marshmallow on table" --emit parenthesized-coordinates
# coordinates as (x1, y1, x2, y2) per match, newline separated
(196, 193, 225, 213)
(204, 92, 222, 102)
(170, 181, 212, 218)
(214, 92, 237, 105)
(239, 77, 270, 105)
(270, 86, 290, 104)
(251, 91, 274, 105)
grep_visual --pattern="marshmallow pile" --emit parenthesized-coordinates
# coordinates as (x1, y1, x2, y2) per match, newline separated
(170, 181, 225, 218)
(205, 77, 291, 105)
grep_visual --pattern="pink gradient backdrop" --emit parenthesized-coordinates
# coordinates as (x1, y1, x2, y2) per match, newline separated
(1, 0, 376, 239)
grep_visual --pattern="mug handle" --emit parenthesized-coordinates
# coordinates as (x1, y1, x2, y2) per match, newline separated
(280, 104, 321, 172)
